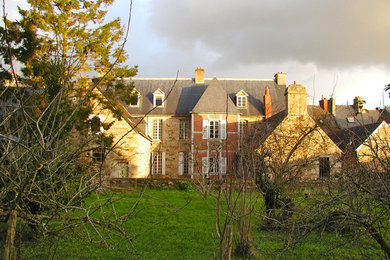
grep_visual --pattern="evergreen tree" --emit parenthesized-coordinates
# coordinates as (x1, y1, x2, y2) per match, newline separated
(0, 1, 137, 256)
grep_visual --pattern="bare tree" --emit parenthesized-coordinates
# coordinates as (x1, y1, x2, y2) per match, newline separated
(281, 123, 390, 258)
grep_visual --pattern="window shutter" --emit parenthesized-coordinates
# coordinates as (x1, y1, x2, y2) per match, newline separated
(178, 152, 184, 175)
(220, 120, 227, 140)
(151, 153, 155, 175)
(220, 157, 227, 174)
(202, 157, 209, 174)
(162, 152, 166, 175)
(202, 120, 209, 139)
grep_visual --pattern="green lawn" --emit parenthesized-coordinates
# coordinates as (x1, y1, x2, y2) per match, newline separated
(1, 186, 386, 259)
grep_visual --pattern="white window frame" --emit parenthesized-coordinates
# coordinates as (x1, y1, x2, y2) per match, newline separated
(239, 120, 248, 139)
(202, 119, 226, 140)
(235, 90, 248, 108)
(209, 120, 220, 139)
(179, 119, 189, 140)
(153, 94, 165, 107)
(151, 152, 165, 175)
(178, 152, 190, 175)
(202, 156, 226, 175)
(153, 119, 162, 140)
(237, 95, 247, 108)
(209, 157, 219, 173)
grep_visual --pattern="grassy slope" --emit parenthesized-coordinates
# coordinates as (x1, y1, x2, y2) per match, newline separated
(1, 187, 386, 259)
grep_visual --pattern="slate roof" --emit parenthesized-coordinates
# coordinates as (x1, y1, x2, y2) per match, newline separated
(333, 105, 381, 129)
(192, 78, 239, 114)
(378, 106, 390, 123)
(307, 105, 340, 135)
(328, 123, 381, 151)
(122, 77, 286, 116)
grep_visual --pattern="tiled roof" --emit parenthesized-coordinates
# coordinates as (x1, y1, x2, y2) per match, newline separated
(333, 105, 380, 129)
(122, 77, 286, 116)
(328, 123, 381, 151)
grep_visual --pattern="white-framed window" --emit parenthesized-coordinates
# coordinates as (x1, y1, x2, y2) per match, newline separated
(152, 152, 165, 175)
(202, 119, 226, 140)
(202, 157, 227, 174)
(237, 96, 247, 108)
(154, 94, 164, 107)
(235, 90, 248, 108)
(178, 152, 190, 175)
(153, 88, 165, 107)
(209, 120, 220, 139)
(153, 119, 162, 140)
(209, 157, 219, 173)
(239, 120, 248, 139)
(179, 119, 189, 140)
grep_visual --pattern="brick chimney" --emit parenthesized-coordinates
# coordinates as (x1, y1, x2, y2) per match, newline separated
(319, 96, 336, 115)
(195, 67, 204, 84)
(319, 96, 329, 112)
(285, 81, 307, 116)
(263, 86, 272, 119)
(274, 72, 286, 85)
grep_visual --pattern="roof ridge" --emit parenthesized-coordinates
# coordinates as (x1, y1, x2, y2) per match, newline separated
(127, 77, 274, 82)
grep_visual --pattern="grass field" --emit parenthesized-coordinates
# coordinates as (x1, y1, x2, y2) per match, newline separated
(1, 186, 386, 259)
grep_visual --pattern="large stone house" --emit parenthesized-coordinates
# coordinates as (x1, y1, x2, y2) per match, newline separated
(95, 68, 382, 180)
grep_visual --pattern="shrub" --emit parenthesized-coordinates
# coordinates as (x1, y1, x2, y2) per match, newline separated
(177, 181, 193, 191)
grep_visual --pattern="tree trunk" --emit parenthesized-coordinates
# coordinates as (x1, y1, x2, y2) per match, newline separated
(223, 225, 233, 260)
(4, 210, 17, 260)
(364, 223, 390, 259)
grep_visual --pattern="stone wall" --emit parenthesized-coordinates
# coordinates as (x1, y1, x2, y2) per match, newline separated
(147, 115, 191, 177)
(91, 94, 152, 178)
(263, 115, 342, 180)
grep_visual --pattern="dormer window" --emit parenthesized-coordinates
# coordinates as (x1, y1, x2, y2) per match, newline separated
(235, 90, 248, 108)
(153, 89, 165, 107)
(129, 89, 140, 107)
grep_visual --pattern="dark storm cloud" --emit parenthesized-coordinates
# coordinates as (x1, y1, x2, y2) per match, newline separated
(147, 0, 390, 70)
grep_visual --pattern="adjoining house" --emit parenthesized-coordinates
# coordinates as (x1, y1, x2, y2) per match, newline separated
(260, 83, 342, 180)
(329, 121, 390, 171)
(95, 67, 384, 180)
(317, 96, 381, 129)
(91, 89, 152, 178)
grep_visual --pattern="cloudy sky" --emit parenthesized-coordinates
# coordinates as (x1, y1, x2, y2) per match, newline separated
(8, 0, 390, 108)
